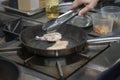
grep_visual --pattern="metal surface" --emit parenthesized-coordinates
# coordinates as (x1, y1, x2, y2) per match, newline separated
(0, 38, 109, 79)
(67, 42, 120, 80)
(19, 23, 120, 57)
(0, 47, 21, 52)
(59, 2, 72, 13)
(1, 34, 120, 80)
(19, 24, 87, 57)
(0, 40, 56, 80)
(43, 10, 78, 32)
(87, 37, 120, 44)
(69, 15, 92, 28)
(96, 60, 120, 80)
(1, 1, 45, 16)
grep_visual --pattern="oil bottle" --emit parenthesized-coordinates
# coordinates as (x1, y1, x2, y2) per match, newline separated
(45, 0, 59, 19)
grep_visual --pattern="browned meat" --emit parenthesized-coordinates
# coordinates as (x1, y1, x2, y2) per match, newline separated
(35, 32, 62, 42)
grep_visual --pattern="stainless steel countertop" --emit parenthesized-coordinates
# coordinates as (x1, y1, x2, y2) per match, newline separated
(67, 42, 120, 80)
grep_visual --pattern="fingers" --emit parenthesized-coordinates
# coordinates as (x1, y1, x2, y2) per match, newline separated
(78, 1, 98, 15)
(68, 0, 82, 10)
(79, 5, 93, 15)
(68, 0, 98, 16)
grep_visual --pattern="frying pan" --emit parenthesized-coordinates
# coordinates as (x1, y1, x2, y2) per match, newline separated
(19, 24, 120, 57)
(19, 24, 87, 57)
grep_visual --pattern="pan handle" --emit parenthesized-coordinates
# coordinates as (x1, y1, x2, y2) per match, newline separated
(87, 37, 120, 44)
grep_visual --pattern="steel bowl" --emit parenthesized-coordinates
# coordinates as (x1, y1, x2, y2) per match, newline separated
(69, 14, 92, 28)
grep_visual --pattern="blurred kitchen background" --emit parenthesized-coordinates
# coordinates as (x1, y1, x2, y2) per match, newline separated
(0, 0, 119, 80)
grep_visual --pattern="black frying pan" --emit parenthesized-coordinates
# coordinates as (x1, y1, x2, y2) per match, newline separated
(19, 24, 120, 57)
(19, 24, 87, 57)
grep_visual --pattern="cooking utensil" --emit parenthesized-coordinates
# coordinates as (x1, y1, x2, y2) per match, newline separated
(42, 10, 78, 32)
(0, 57, 21, 80)
(19, 25, 120, 57)
(59, 2, 72, 13)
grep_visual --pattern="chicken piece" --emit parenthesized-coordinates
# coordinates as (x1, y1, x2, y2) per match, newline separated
(47, 40, 68, 50)
(35, 32, 62, 42)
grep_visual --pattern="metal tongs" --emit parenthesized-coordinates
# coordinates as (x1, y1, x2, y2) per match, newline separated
(42, 9, 79, 32)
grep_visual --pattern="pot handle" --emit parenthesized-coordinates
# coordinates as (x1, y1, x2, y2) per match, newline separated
(87, 37, 120, 44)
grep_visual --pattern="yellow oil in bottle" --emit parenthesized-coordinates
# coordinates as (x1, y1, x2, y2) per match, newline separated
(46, 0, 59, 19)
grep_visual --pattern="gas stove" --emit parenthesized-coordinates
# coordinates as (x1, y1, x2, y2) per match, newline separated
(0, 39, 109, 80)
(0, 10, 120, 80)
(0, 11, 109, 80)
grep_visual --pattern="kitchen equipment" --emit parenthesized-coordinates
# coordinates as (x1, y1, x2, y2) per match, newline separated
(0, 23, 119, 57)
(3, 18, 22, 34)
(42, 5, 96, 32)
(59, 2, 72, 13)
(97, 59, 120, 80)
(69, 14, 92, 28)
(1, 1, 44, 16)
(18, 25, 120, 57)
(0, 57, 21, 80)
(0, 47, 21, 52)
(42, 10, 78, 32)
(20, 24, 86, 57)
(0, 2, 120, 80)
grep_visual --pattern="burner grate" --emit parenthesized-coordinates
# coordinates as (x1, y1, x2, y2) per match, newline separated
(0, 40, 109, 79)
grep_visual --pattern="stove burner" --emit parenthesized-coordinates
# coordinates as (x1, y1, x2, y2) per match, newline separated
(16, 45, 90, 79)
(0, 11, 87, 80)
(0, 38, 109, 79)
(0, 9, 113, 80)
(17, 46, 89, 67)
(3, 18, 22, 34)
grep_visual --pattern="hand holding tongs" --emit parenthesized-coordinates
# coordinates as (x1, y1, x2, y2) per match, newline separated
(42, 9, 79, 32)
